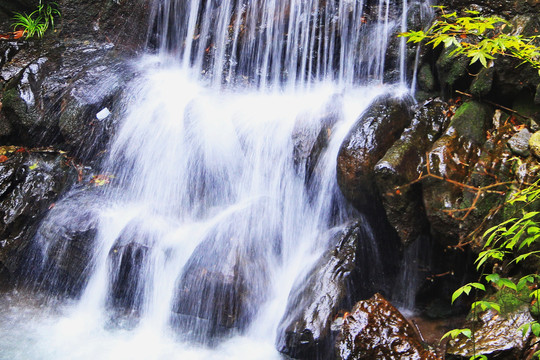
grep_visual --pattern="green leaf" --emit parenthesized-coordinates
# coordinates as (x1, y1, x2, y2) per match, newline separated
(471, 355, 488, 360)
(441, 328, 472, 342)
(472, 300, 501, 313)
(517, 275, 537, 291)
(452, 283, 485, 304)
(485, 273, 500, 283)
(498, 278, 517, 291)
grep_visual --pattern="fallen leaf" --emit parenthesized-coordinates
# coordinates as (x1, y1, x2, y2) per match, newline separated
(29, 162, 39, 170)
(0, 155, 8, 163)
(90, 174, 113, 186)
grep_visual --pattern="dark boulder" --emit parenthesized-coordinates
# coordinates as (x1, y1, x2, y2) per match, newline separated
(336, 293, 440, 360)
(1, 41, 134, 161)
(29, 189, 103, 296)
(336, 94, 413, 212)
(56, 0, 151, 48)
(0, 148, 78, 282)
(292, 94, 342, 178)
(276, 220, 384, 359)
(171, 203, 277, 342)
(422, 100, 495, 246)
(172, 237, 268, 341)
(436, 47, 469, 97)
(107, 221, 153, 314)
(374, 99, 451, 244)
(439, 0, 540, 16)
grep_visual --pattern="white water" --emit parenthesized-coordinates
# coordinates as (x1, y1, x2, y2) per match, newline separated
(0, 0, 431, 359)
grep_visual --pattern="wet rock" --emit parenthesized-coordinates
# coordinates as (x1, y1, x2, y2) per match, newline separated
(1, 41, 133, 160)
(422, 100, 496, 245)
(0, 41, 27, 80)
(336, 94, 413, 211)
(530, 131, 540, 159)
(172, 237, 267, 340)
(439, 0, 540, 16)
(57, 0, 150, 47)
(417, 63, 436, 93)
(0, 149, 77, 280)
(336, 293, 440, 360)
(277, 220, 384, 359)
(508, 128, 532, 157)
(292, 95, 342, 178)
(30, 190, 102, 296)
(470, 66, 494, 97)
(446, 308, 536, 359)
(436, 47, 468, 95)
(374, 99, 451, 244)
(107, 222, 153, 314)
(305, 103, 343, 187)
(172, 205, 276, 341)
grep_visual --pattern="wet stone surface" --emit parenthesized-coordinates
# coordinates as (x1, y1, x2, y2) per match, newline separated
(336, 293, 440, 360)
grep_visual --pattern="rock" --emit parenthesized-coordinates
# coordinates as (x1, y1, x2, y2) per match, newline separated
(374, 99, 451, 244)
(57, 0, 150, 48)
(508, 128, 532, 157)
(276, 220, 385, 359)
(422, 100, 496, 245)
(29, 189, 102, 296)
(530, 131, 540, 159)
(305, 104, 343, 188)
(0, 41, 27, 81)
(1, 41, 134, 161)
(470, 66, 494, 97)
(439, 0, 540, 16)
(417, 63, 436, 92)
(292, 94, 342, 178)
(446, 308, 536, 359)
(172, 236, 266, 340)
(493, 51, 540, 103)
(336, 94, 413, 211)
(436, 46, 468, 95)
(107, 221, 154, 314)
(0, 148, 78, 280)
(171, 203, 277, 341)
(336, 293, 440, 360)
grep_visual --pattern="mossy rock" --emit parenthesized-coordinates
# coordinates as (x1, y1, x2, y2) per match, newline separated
(470, 66, 494, 97)
(530, 131, 540, 159)
(449, 100, 493, 144)
(436, 46, 468, 90)
(417, 63, 436, 92)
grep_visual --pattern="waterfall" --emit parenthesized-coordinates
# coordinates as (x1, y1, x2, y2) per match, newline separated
(0, 0, 427, 359)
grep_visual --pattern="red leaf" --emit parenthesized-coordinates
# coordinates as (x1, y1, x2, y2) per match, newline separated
(0, 155, 8, 163)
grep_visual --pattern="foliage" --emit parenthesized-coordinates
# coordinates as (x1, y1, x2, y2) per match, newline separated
(442, 181, 540, 359)
(400, 6, 540, 74)
(11, 0, 60, 39)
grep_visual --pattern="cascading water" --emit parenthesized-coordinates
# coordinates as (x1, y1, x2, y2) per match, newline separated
(0, 0, 432, 359)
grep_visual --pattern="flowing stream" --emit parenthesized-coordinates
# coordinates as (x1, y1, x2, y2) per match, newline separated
(0, 0, 433, 359)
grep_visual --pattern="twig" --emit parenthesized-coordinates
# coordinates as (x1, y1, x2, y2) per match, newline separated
(456, 90, 537, 123)
(412, 320, 426, 343)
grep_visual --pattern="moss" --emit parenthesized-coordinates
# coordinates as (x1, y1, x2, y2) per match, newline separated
(481, 286, 531, 316)
(450, 101, 494, 144)
(436, 46, 469, 89)
(418, 64, 435, 92)
(470, 67, 494, 97)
